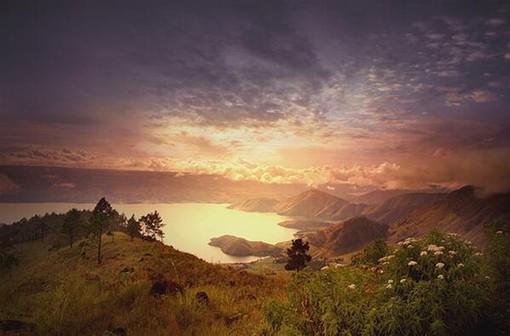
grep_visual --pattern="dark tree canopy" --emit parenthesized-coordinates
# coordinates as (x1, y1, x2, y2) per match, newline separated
(285, 238, 312, 271)
(90, 197, 115, 265)
(126, 215, 141, 241)
(62, 208, 83, 248)
(139, 211, 165, 242)
(0, 247, 18, 272)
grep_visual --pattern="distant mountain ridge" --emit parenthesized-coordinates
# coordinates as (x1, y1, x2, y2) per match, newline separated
(306, 216, 388, 255)
(227, 198, 279, 213)
(231, 189, 367, 220)
(389, 186, 510, 247)
(351, 189, 411, 205)
(231, 189, 446, 223)
(274, 190, 364, 220)
(363, 192, 446, 224)
(231, 186, 510, 256)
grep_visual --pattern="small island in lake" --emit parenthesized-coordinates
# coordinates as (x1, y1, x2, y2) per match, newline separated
(208, 235, 283, 257)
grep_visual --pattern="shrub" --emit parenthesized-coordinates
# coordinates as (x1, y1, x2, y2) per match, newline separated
(351, 239, 389, 266)
(265, 230, 500, 335)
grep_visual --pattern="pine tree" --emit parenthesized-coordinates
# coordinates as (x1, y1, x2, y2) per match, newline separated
(285, 238, 312, 271)
(139, 210, 165, 242)
(62, 208, 83, 248)
(126, 214, 141, 241)
(90, 197, 115, 265)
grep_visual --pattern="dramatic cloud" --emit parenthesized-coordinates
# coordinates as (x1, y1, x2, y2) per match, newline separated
(387, 148, 510, 194)
(0, 147, 97, 167)
(1, 1, 509, 193)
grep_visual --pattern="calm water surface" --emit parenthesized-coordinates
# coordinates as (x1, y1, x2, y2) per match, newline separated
(0, 203, 296, 263)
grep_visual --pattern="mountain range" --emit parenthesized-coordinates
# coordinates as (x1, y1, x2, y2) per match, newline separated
(231, 186, 510, 256)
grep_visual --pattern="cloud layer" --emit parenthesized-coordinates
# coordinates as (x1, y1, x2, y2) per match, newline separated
(1, 1, 509, 193)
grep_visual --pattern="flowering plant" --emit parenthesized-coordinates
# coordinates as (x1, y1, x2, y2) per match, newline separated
(264, 227, 508, 335)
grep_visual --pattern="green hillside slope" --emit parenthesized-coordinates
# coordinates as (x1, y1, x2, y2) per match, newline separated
(0, 233, 287, 336)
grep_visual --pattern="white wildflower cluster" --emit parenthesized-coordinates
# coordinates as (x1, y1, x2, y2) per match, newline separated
(347, 284, 356, 290)
(408, 260, 418, 266)
(448, 250, 457, 256)
(400, 278, 406, 283)
(436, 262, 445, 269)
(398, 237, 418, 247)
(437, 275, 444, 280)
(420, 251, 428, 257)
(378, 255, 395, 265)
(474, 252, 483, 257)
(386, 279, 394, 289)
(447, 233, 460, 237)
(496, 230, 503, 235)
(457, 263, 465, 268)
(427, 244, 446, 256)
(427, 244, 445, 252)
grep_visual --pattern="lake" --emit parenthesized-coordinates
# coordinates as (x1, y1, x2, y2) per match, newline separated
(0, 203, 296, 263)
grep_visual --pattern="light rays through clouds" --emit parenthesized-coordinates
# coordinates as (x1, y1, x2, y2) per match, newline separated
(1, 0, 509, 192)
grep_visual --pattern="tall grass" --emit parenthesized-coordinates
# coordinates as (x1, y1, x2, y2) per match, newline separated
(0, 232, 287, 335)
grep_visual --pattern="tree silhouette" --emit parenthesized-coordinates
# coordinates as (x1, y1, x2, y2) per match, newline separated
(90, 198, 115, 265)
(126, 215, 141, 241)
(285, 238, 312, 271)
(139, 211, 165, 242)
(62, 208, 83, 248)
(0, 247, 18, 273)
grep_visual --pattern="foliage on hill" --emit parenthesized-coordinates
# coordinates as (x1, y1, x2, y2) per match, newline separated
(264, 226, 509, 335)
(0, 211, 72, 247)
(0, 199, 166, 251)
(208, 235, 282, 257)
(0, 232, 288, 335)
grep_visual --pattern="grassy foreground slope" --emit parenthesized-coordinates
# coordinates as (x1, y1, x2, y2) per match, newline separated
(0, 233, 288, 335)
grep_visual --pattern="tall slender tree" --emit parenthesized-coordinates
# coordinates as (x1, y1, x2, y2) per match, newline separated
(62, 208, 83, 248)
(139, 210, 165, 242)
(90, 197, 115, 265)
(126, 214, 141, 241)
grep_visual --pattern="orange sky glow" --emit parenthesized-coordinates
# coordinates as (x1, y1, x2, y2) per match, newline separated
(1, 1, 510, 194)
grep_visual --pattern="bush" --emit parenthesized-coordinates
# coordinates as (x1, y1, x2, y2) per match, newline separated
(351, 239, 389, 266)
(264, 230, 503, 335)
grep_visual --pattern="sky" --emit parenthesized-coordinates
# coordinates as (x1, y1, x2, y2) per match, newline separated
(1, 0, 510, 193)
